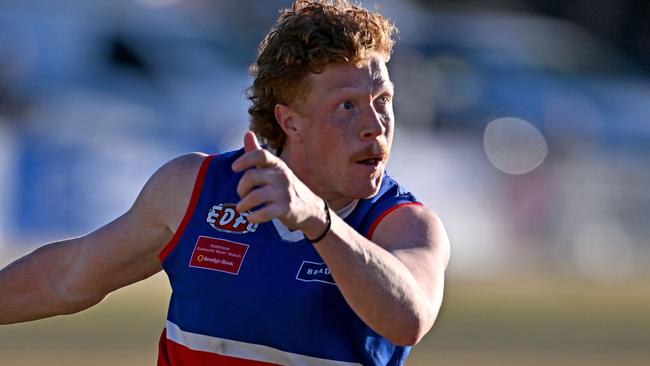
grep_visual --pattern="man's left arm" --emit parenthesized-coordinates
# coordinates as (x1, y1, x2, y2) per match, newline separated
(306, 203, 450, 346)
(232, 131, 450, 346)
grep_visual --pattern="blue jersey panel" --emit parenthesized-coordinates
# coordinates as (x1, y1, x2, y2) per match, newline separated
(161, 148, 419, 366)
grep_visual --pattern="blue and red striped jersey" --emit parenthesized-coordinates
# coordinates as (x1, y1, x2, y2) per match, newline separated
(157, 149, 422, 366)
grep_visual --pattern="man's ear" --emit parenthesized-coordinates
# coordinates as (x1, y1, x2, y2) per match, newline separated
(275, 104, 303, 143)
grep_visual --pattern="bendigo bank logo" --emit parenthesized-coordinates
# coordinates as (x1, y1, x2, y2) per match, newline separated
(207, 203, 258, 234)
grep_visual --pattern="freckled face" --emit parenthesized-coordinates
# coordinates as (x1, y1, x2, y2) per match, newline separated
(289, 54, 395, 208)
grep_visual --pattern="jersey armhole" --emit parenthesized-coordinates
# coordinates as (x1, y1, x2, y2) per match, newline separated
(158, 154, 216, 263)
(365, 202, 424, 241)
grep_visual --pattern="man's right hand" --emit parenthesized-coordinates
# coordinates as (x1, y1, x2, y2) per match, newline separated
(231, 131, 328, 239)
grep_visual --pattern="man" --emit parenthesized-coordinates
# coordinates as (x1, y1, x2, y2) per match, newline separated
(0, 1, 450, 365)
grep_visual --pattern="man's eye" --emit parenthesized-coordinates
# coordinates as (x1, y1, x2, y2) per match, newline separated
(341, 101, 354, 110)
(377, 95, 391, 104)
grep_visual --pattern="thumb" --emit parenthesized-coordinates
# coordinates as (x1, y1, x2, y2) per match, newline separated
(244, 131, 263, 153)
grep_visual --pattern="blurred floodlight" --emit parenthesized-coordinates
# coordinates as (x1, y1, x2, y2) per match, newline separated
(573, 224, 636, 285)
(483, 117, 548, 175)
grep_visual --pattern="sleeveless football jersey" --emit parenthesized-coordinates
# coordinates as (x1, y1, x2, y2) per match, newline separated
(157, 149, 422, 366)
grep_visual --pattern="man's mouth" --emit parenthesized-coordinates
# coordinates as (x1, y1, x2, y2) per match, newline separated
(357, 157, 381, 166)
(355, 154, 385, 167)
(352, 144, 389, 168)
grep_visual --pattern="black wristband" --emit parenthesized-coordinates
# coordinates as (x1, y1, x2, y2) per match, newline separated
(305, 200, 331, 243)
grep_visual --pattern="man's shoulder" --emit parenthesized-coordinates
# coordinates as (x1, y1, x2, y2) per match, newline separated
(154, 151, 208, 183)
(148, 148, 246, 199)
(157, 148, 242, 181)
(133, 151, 228, 235)
(164, 152, 210, 175)
(136, 152, 209, 210)
(366, 175, 447, 257)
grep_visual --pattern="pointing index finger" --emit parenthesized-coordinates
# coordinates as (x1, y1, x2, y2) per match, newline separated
(244, 131, 263, 153)
(232, 132, 278, 172)
(232, 150, 271, 172)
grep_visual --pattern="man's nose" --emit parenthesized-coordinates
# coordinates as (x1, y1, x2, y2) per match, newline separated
(360, 106, 386, 139)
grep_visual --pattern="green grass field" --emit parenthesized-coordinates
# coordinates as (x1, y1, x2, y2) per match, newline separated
(1, 273, 649, 365)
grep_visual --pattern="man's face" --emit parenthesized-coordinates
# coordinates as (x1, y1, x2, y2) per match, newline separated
(289, 53, 395, 208)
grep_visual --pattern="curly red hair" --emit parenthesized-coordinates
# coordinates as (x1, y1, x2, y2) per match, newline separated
(247, 0, 397, 149)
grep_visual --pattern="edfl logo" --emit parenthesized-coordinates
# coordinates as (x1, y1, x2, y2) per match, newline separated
(206, 203, 258, 234)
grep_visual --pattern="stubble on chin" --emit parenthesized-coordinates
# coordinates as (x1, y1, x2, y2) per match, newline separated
(368, 170, 385, 197)
(354, 168, 385, 200)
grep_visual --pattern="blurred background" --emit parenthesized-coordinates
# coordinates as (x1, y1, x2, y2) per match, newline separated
(1, 0, 649, 365)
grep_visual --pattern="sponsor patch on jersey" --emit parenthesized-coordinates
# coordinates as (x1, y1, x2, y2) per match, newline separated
(295, 261, 336, 285)
(206, 203, 258, 234)
(189, 236, 249, 275)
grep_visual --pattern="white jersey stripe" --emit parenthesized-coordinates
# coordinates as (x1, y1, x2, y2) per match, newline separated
(166, 321, 363, 366)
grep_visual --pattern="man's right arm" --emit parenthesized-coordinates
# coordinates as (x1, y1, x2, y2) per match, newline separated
(0, 152, 207, 324)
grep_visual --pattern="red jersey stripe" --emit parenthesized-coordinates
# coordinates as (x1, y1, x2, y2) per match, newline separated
(365, 202, 424, 240)
(159, 155, 216, 262)
(162, 337, 281, 366)
(159, 321, 362, 366)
